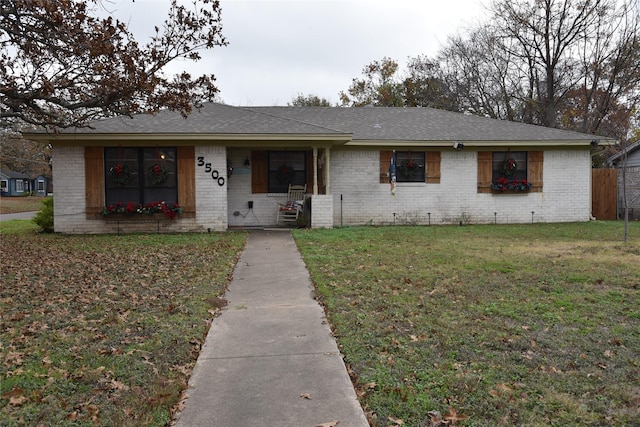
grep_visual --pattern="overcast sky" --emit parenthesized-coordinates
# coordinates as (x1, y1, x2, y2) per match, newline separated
(110, 0, 489, 106)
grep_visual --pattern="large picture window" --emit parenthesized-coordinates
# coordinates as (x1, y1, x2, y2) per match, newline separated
(268, 151, 306, 193)
(104, 147, 177, 206)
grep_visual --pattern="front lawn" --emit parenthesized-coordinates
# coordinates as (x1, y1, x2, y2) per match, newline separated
(294, 222, 640, 426)
(1, 231, 246, 426)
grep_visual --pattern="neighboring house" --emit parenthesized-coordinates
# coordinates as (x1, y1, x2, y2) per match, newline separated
(24, 103, 615, 234)
(607, 141, 640, 220)
(0, 168, 47, 197)
(0, 168, 48, 198)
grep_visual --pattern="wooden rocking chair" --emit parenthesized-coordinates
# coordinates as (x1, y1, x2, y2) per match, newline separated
(277, 184, 306, 224)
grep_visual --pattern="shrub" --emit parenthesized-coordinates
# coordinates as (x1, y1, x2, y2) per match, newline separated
(32, 197, 53, 233)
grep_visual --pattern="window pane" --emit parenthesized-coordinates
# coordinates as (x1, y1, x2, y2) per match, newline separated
(268, 151, 306, 193)
(396, 151, 425, 182)
(492, 152, 528, 181)
(105, 147, 139, 188)
(143, 147, 177, 188)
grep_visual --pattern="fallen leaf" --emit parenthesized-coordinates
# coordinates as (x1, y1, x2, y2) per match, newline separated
(315, 420, 339, 427)
(388, 415, 404, 424)
(444, 407, 468, 425)
(300, 393, 312, 399)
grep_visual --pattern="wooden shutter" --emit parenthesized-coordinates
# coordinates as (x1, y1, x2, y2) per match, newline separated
(477, 151, 493, 193)
(251, 150, 268, 193)
(380, 151, 392, 183)
(85, 147, 104, 218)
(425, 152, 441, 183)
(529, 151, 543, 192)
(177, 146, 196, 214)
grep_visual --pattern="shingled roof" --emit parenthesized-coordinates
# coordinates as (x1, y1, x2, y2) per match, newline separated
(33, 103, 614, 146)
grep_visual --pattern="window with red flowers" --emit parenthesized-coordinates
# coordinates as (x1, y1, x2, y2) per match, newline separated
(104, 147, 177, 206)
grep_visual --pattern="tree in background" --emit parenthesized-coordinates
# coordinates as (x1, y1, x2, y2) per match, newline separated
(0, 0, 227, 130)
(0, 132, 51, 181)
(339, 56, 458, 110)
(288, 94, 332, 107)
(339, 57, 404, 107)
(438, 0, 639, 140)
(340, 0, 638, 145)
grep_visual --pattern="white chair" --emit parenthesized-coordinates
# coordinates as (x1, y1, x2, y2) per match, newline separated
(276, 184, 306, 224)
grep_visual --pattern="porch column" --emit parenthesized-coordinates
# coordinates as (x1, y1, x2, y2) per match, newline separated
(324, 147, 330, 194)
(313, 147, 319, 195)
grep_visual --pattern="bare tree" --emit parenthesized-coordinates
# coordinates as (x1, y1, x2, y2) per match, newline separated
(436, 0, 639, 141)
(0, 0, 227, 130)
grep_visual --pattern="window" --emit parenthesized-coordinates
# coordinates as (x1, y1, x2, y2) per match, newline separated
(16, 180, 24, 192)
(477, 151, 543, 193)
(268, 151, 306, 193)
(37, 180, 45, 192)
(380, 151, 440, 184)
(104, 147, 177, 206)
(395, 151, 425, 182)
(0, 180, 7, 192)
(492, 152, 528, 182)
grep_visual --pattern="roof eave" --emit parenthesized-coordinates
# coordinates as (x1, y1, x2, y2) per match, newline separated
(23, 132, 353, 146)
(345, 139, 613, 147)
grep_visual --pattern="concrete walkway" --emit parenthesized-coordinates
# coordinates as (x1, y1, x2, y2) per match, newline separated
(0, 211, 37, 221)
(174, 230, 369, 427)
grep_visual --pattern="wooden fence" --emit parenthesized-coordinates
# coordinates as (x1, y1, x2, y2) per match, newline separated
(592, 168, 617, 220)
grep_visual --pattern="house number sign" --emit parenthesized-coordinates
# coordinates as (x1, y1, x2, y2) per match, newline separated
(197, 156, 225, 187)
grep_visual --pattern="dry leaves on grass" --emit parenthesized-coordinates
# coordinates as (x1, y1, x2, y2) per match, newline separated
(0, 233, 245, 426)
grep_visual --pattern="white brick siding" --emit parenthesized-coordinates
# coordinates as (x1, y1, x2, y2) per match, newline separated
(195, 146, 228, 231)
(52, 146, 593, 233)
(329, 148, 592, 226)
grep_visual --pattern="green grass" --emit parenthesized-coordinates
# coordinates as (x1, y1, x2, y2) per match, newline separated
(293, 222, 640, 427)
(1, 231, 246, 426)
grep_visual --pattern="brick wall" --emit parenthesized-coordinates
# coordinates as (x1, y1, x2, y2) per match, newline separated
(194, 146, 228, 231)
(329, 148, 592, 226)
(52, 146, 594, 233)
(310, 195, 333, 228)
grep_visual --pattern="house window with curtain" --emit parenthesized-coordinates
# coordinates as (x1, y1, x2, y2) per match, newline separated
(268, 151, 306, 193)
(395, 151, 425, 182)
(104, 147, 178, 206)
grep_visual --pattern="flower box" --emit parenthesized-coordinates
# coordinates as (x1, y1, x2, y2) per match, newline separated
(102, 201, 183, 219)
(492, 177, 532, 193)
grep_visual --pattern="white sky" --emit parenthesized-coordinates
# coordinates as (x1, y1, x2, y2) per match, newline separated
(109, 0, 489, 106)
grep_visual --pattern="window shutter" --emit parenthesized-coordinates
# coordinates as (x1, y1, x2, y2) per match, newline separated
(380, 151, 392, 183)
(529, 151, 543, 192)
(177, 146, 196, 213)
(85, 147, 104, 218)
(426, 152, 441, 183)
(477, 151, 492, 193)
(251, 150, 268, 193)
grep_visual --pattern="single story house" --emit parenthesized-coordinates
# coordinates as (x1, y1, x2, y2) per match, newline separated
(0, 168, 48, 197)
(607, 141, 640, 219)
(25, 103, 615, 233)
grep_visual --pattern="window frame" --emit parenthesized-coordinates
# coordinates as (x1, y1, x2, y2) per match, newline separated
(15, 179, 24, 193)
(103, 147, 178, 207)
(0, 179, 7, 192)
